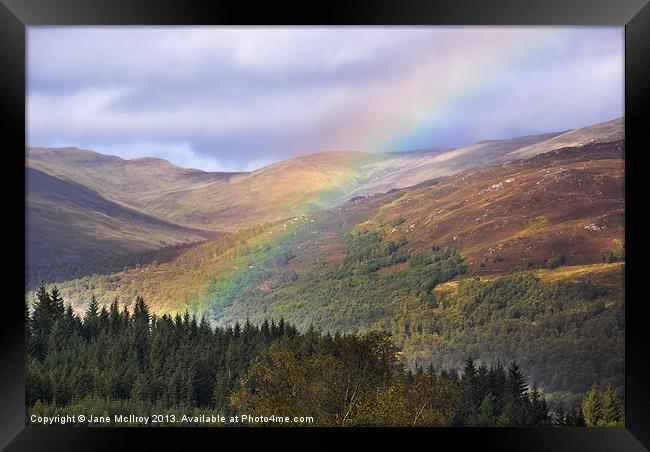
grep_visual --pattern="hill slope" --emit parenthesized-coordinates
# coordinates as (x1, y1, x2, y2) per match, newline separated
(30, 139, 624, 402)
(26, 168, 217, 266)
(26, 118, 622, 267)
(29, 138, 624, 312)
(507, 118, 623, 159)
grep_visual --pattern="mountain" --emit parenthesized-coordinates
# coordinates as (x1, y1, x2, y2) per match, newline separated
(26, 118, 623, 268)
(26, 167, 218, 267)
(29, 136, 624, 404)
(62, 137, 619, 321)
(26, 148, 376, 267)
(349, 130, 564, 196)
(506, 117, 624, 160)
(349, 118, 623, 196)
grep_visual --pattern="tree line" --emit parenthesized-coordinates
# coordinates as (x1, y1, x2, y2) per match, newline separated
(25, 286, 621, 426)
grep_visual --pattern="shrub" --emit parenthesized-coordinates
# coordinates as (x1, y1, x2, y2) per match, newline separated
(602, 250, 617, 264)
(547, 255, 565, 269)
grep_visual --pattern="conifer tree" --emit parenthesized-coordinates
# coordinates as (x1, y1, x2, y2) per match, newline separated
(49, 286, 65, 318)
(599, 385, 623, 426)
(24, 288, 618, 427)
(474, 395, 495, 426)
(25, 301, 32, 354)
(503, 361, 530, 425)
(529, 385, 549, 425)
(454, 357, 479, 425)
(506, 361, 528, 401)
(31, 284, 55, 360)
(107, 298, 120, 333)
(582, 385, 603, 426)
(132, 296, 151, 370)
(99, 306, 110, 332)
(488, 362, 507, 413)
(84, 295, 100, 339)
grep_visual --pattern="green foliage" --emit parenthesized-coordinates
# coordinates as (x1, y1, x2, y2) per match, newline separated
(453, 358, 550, 426)
(427, 273, 623, 400)
(26, 287, 616, 427)
(410, 251, 432, 267)
(26, 210, 623, 418)
(228, 232, 466, 335)
(216, 228, 621, 407)
(26, 243, 194, 291)
(546, 255, 565, 269)
(27, 287, 300, 418)
(230, 332, 434, 426)
(581, 385, 624, 427)
(336, 230, 409, 275)
(25, 288, 459, 426)
(602, 250, 617, 264)
(474, 396, 496, 426)
(552, 403, 585, 426)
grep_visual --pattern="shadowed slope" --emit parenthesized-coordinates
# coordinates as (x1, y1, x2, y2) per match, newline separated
(26, 118, 623, 267)
(26, 168, 218, 266)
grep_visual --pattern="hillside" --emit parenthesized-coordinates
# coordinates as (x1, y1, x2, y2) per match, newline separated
(28, 138, 624, 313)
(26, 146, 372, 232)
(26, 118, 622, 267)
(507, 118, 624, 160)
(350, 140, 624, 273)
(350, 130, 563, 196)
(348, 118, 622, 197)
(29, 139, 625, 402)
(26, 147, 376, 266)
(26, 168, 217, 267)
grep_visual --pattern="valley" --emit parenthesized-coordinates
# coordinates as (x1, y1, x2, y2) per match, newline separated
(25, 120, 625, 405)
(26, 118, 622, 267)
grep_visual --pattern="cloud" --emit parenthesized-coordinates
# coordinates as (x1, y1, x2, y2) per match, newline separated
(27, 27, 623, 171)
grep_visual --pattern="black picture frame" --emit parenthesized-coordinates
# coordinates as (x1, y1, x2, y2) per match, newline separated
(2, 0, 648, 449)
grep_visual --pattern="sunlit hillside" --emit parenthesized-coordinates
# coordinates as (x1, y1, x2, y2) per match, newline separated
(27, 137, 625, 404)
(26, 118, 622, 267)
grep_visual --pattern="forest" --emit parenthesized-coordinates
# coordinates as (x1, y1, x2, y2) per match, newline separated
(218, 229, 624, 406)
(25, 286, 622, 427)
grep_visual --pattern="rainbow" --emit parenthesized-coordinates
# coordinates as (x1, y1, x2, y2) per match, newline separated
(321, 28, 613, 153)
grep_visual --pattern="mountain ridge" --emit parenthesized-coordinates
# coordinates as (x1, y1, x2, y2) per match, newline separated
(27, 137, 624, 402)
(26, 117, 623, 267)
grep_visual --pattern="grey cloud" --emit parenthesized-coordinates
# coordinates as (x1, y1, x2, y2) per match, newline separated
(27, 27, 623, 171)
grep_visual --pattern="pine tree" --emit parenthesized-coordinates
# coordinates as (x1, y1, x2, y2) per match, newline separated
(474, 395, 495, 426)
(582, 385, 603, 426)
(599, 385, 623, 426)
(25, 301, 32, 354)
(506, 361, 528, 401)
(260, 318, 271, 341)
(488, 362, 507, 413)
(454, 357, 478, 425)
(31, 284, 56, 360)
(503, 361, 530, 425)
(108, 298, 121, 333)
(84, 295, 100, 339)
(529, 385, 549, 425)
(99, 306, 110, 332)
(121, 303, 131, 327)
(132, 296, 151, 370)
(49, 286, 65, 318)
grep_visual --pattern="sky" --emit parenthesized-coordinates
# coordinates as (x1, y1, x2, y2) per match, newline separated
(27, 27, 623, 172)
